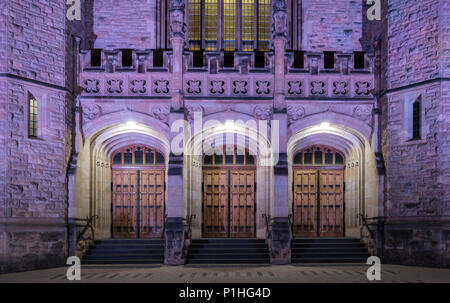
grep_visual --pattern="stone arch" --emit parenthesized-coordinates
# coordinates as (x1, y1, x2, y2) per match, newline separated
(184, 121, 273, 239)
(72, 121, 170, 239)
(287, 122, 378, 238)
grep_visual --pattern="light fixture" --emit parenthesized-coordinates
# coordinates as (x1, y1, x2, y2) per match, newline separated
(319, 122, 330, 129)
(224, 120, 234, 129)
(125, 121, 137, 128)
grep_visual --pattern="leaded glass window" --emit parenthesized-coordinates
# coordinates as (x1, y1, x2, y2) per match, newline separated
(28, 93, 38, 138)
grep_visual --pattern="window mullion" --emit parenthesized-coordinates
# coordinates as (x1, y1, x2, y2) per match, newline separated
(218, 0, 223, 51)
(236, 0, 242, 51)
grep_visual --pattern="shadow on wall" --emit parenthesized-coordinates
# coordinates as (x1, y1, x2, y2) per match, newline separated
(360, 0, 383, 52)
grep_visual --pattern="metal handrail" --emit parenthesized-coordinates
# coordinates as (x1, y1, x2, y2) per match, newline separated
(75, 215, 98, 243)
(161, 214, 168, 239)
(359, 214, 375, 240)
(183, 214, 196, 240)
(288, 214, 293, 239)
(262, 214, 272, 240)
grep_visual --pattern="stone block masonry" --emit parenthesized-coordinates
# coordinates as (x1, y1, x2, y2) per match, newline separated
(380, 0, 450, 267)
(0, 0, 75, 273)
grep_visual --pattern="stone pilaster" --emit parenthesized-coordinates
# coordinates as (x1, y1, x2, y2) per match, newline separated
(164, 152, 185, 265)
(164, 108, 185, 264)
(271, 217, 291, 264)
(169, 0, 186, 111)
(272, 0, 287, 111)
(271, 111, 291, 264)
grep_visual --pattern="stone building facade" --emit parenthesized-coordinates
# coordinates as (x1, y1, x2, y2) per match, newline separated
(0, 0, 448, 273)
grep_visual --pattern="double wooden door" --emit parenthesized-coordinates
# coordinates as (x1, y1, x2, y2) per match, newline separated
(112, 169, 165, 238)
(202, 169, 256, 238)
(293, 169, 344, 237)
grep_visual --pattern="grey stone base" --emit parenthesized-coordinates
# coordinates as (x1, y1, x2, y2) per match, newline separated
(270, 217, 291, 264)
(0, 229, 67, 274)
(164, 217, 185, 265)
(382, 222, 449, 268)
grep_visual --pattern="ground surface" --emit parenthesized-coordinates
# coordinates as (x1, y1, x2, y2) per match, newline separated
(0, 263, 449, 283)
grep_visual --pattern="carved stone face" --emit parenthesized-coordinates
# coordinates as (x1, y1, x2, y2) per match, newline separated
(274, 13, 286, 34)
(170, 11, 184, 34)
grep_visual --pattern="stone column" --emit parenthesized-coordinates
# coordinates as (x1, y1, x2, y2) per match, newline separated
(169, 0, 187, 111)
(164, 110, 185, 265)
(270, 0, 291, 264)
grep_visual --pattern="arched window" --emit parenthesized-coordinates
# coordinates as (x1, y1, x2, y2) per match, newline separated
(412, 96, 421, 140)
(187, 0, 271, 52)
(28, 93, 38, 138)
(293, 146, 345, 166)
(112, 145, 165, 166)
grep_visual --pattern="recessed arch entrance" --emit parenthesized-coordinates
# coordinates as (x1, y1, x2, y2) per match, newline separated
(71, 119, 171, 241)
(202, 146, 257, 238)
(184, 120, 273, 239)
(292, 145, 345, 237)
(111, 144, 166, 238)
(287, 121, 379, 240)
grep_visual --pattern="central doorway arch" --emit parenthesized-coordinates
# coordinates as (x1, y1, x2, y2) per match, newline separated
(111, 144, 166, 238)
(202, 146, 256, 238)
(292, 145, 345, 237)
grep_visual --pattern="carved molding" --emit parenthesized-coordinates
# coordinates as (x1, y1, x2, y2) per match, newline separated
(287, 105, 305, 124)
(352, 105, 372, 122)
(254, 105, 273, 121)
(185, 104, 204, 122)
(82, 104, 102, 120)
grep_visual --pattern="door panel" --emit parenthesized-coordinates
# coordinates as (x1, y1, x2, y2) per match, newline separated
(112, 170, 138, 238)
(293, 170, 317, 237)
(203, 169, 255, 238)
(112, 169, 165, 238)
(319, 170, 344, 237)
(230, 170, 255, 238)
(293, 169, 344, 237)
(203, 170, 229, 238)
(140, 170, 165, 238)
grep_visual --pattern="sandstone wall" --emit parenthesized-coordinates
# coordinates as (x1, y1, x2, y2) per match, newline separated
(93, 0, 157, 49)
(302, 0, 363, 52)
(0, 0, 75, 273)
(380, 0, 450, 267)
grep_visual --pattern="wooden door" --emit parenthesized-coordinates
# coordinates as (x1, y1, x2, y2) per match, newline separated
(202, 169, 229, 238)
(202, 169, 256, 238)
(230, 170, 255, 238)
(293, 170, 318, 237)
(112, 170, 138, 238)
(139, 169, 165, 238)
(319, 170, 344, 237)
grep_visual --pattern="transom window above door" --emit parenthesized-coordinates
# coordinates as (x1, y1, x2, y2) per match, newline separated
(188, 0, 271, 51)
(112, 145, 165, 166)
(203, 146, 256, 166)
(293, 146, 345, 166)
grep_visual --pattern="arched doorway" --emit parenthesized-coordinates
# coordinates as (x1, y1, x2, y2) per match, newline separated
(202, 146, 257, 238)
(292, 145, 345, 237)
(111, 145, 166, 238)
